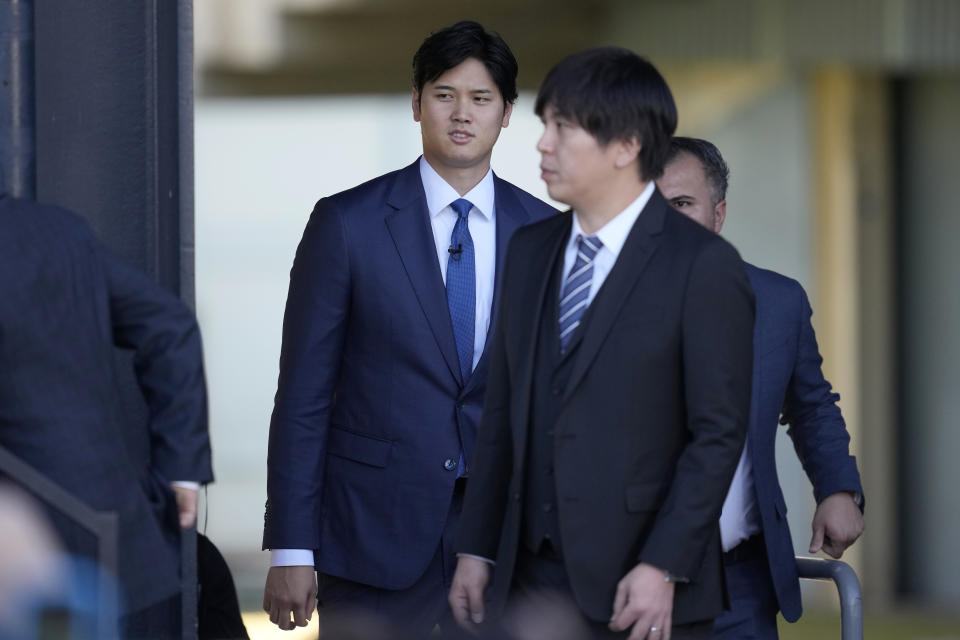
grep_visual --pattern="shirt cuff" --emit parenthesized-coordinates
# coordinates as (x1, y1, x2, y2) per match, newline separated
(456, 553, 496, 566)
(270, 549, 315, 567)
(170, 481, 200, 490)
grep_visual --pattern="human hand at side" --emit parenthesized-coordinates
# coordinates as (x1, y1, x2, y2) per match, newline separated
(263, 565, 317, 630)
(171, 485, 198, 529)
(449, 555, 491, 634)
(809, 491, 865, 558)
(609, 563, 674, 640)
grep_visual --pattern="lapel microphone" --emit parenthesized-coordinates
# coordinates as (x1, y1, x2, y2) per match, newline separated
(448, 244, 463, 260)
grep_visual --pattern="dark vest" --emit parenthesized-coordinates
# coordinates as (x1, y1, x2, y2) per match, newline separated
(521, 251, 595, 555)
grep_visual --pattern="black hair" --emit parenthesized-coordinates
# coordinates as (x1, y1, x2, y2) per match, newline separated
(666, 137, 730, 205)
(412, 21, 518, 107)
(534, 47, 677, 181)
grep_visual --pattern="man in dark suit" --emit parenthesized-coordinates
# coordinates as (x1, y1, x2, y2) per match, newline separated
(449, 48, 755, 640)
(0, 194, 213, 639)
(261, 21, 556, 636)
(656, 137, 864, 640)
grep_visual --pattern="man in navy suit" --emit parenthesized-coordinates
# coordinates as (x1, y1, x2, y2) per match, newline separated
(0, 194, 213, 639)
(261, 20, 556, 636)
(657, 137, 865, 639)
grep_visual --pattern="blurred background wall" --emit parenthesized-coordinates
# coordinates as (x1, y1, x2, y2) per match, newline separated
(190, 0, 960, 622)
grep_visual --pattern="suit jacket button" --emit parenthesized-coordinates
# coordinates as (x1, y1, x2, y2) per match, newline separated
(513, 492, 521, 502)
(443, 458, 457, 471)
(542, 503, 554, 512)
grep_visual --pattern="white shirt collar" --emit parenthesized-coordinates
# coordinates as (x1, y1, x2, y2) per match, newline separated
(419, 156, 495, 220)
(570, 181, 655, 259)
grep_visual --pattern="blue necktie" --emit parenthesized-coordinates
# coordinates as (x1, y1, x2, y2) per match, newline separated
(446, 199, 475, 381)
(558, 234, 602, 352)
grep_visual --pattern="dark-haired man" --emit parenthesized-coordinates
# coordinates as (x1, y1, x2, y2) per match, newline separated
(450, 48, 754, 640)
(657, 137, 864, 640)
(261, 20, 556, 636)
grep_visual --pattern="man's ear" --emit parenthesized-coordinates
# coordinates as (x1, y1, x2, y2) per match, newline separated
(613, 137, 641, 170)
(412, 90, 422, 122)
(714, 200, 727, 233)
(501, 101, 513, 128)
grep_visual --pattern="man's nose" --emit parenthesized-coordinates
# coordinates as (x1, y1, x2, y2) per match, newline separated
(452, 98, 472, 122)
(536, 128, 552, 153)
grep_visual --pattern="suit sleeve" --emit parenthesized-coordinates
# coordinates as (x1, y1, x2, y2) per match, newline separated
(102, 247, 213, 484)
(639, 238, 754, 578)
(263, 198, 351, 551)
(781, 286, 863, 505)
(454, 235, 519, 560)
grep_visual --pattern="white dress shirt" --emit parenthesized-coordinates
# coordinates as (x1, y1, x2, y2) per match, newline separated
(561, 181, 655, 300)
(719, 439, 762, 552)
(272, 158, 498, 567)
(420, 156, 496, 371)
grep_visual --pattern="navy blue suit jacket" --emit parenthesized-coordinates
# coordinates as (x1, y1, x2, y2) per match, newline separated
(744, 263, 863, 621)
(0, 195, 213, 612)
(263, 159, 556, 590)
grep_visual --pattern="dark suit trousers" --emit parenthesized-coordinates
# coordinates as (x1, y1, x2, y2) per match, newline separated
(712, 537, 779, 640)
(505, 545, 713, 640)
(315, 479, 466, 640)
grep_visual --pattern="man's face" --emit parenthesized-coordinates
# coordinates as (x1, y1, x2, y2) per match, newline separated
(537, 106, 624, 210)
(412, 57, 512, 176)
(657, 151, 725, 233)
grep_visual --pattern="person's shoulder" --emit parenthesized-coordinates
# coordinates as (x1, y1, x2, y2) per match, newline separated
(515, 207, 570, 241)
(744, 263, 806, 299)
(661, 197, 716, 245)
(494, 176, 560, 222)
(662, 204, 740, 263)
(322, 160, 420, 212)
(0, 195, 95, 240)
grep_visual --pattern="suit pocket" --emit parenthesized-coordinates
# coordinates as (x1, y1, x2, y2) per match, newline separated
(327, 427, 393, 468)
(624, 482, 666, 513)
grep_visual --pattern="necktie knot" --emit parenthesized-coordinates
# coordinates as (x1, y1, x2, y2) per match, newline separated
(577, 234, 602, 261)
(450, 199, 473, 221)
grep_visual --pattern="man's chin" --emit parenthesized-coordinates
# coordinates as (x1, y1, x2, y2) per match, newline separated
(545, 185, 571, 207)
(436, 150, 493, 172)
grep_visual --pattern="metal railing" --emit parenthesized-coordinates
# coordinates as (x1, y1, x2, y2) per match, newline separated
(0, 443, 119, 638)
(0, 445, 200, 639)
(796, 556, 863, 640)
(181, 525, 198, 640)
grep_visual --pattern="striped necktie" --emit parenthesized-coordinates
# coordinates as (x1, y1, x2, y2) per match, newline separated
(558, 234, 602, 352)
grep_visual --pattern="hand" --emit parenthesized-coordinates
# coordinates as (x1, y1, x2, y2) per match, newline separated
(809, 491, 865, 558)
(449, 555, 491, 634)
(609, 563, 674, 640)
(263, 565, 317, 630)
(171, 485, 198, 529)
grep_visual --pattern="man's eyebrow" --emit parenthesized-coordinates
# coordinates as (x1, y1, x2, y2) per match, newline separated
(430, 85, 493, 94)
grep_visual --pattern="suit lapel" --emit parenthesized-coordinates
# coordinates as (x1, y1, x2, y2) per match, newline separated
(562, 191, 668, 404)
(462, 176, 533, 395)
(384, 161, 463, 385)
